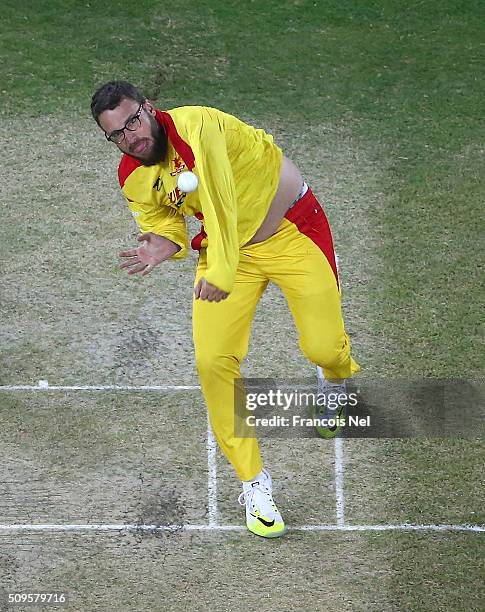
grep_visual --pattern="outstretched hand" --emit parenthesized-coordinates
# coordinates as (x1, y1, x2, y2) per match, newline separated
(119, 233, 180, 276)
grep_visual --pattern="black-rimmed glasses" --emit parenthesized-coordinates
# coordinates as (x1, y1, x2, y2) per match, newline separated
(105, 103, 144, 144)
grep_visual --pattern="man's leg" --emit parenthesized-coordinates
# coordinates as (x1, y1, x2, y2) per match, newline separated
(252, 188, 360, 381)
(194, 250, 288, 537)
(192, 249, 268, 482)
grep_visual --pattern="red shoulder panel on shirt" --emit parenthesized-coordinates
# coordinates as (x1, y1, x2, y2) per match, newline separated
(118, 154, 142, 188)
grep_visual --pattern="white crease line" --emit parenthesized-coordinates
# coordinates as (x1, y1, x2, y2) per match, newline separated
(334, 438, 345, 527)
(316, 365, 345, 526)
(332, 252, 345, 526)
(207, 416, 218, 527)
(295, 524, 485, 533)
(0, 385, 201, 391)
(0, 523, 483, 533)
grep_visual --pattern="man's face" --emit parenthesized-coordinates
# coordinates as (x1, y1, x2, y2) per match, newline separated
(98, 98, 166, 165)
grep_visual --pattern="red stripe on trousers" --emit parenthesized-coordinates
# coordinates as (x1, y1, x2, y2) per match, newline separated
(284, 188, 339, 288)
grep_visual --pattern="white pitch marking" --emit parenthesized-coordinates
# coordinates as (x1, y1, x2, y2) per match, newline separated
(332, 251, 345, 526)
(316, 365, 346, 526)
(334, 438, 345, 527)
(0, 523, 483, 533)
(294, 523, 485, 533)
(207, 415, 218, 527)
(0, 385, 201, 391)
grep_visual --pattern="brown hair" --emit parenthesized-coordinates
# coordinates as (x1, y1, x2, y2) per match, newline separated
(90, 80, 145, 124)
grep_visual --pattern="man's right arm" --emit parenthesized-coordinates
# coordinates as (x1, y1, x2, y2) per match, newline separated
(118, 198, 189, 276)
(126, 197, 189, 259)
(119, 231, 181, 276)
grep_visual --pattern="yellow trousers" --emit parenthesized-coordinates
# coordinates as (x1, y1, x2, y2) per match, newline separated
(192, 188, 360, 480)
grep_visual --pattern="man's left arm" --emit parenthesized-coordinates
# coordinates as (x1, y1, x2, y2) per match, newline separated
(186, 109, 240, 297)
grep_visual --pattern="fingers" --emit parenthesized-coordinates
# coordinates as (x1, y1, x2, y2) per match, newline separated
(194, 278, 229, 302)
(137, 233, 151, 242)
(119, 248, 138, 258)
(119, 256, 140, 269)
(213, 292, 228, 302)
(119, 255, 150, 276)
(141, 264, 155, 276)
(119, 240, 156, 278)
(201, 288, 226, 302)
(127, 262, 149, 275)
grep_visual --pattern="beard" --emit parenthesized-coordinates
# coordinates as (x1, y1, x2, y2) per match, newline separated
(128, 114, 168, 166)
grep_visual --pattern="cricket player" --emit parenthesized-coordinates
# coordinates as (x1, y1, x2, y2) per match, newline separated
(91, 80, 360, 538)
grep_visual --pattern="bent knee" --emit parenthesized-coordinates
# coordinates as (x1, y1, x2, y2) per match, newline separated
(301, 336, 349, 369)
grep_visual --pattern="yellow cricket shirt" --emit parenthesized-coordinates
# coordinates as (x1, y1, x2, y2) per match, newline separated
(118, 106, 283, 293)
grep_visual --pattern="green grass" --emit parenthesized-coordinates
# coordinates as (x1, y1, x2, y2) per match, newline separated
(345, 438, 484, 526)
(366, 531, 485, 611)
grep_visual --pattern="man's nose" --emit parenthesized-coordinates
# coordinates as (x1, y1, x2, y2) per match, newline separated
(124, 129, 138, 145)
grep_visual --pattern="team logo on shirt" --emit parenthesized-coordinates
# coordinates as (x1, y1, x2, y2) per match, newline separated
(168, 187, 186, 209)
(153, 156, 187, 191)
(170, 156, 187, 176)
(151, 155, 187, 208)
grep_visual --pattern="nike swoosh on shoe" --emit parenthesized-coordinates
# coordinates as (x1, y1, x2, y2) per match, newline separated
(250, 514, 275, 527)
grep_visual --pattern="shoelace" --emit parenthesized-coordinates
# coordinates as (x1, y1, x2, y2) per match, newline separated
(238, 481, 274, 510)
(238, 489, 253, 507)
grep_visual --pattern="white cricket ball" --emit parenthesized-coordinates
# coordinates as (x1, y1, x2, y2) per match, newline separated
(177, 171, 198, 193)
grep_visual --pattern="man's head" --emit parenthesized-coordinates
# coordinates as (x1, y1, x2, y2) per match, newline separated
(91, 80, 167, 165)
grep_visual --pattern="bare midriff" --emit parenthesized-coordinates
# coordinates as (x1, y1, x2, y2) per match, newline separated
(245, 155, 304, 245)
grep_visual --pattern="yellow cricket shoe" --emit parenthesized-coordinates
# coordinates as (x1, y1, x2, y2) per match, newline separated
(238, 469, 287, 538)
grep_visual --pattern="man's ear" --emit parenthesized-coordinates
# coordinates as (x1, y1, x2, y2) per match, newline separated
(144, 100, 156, 115)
